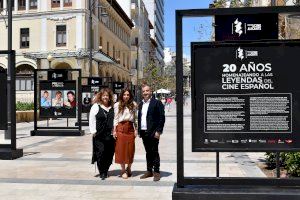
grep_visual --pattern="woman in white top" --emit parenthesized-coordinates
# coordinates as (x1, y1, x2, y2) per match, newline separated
(89, 88, 115, 180)
(113, 88, 137, 179)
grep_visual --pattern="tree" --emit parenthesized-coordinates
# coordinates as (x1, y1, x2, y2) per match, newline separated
(139, 63, 176, 93)
(230, 0, 243, 7)
(244, 0, 253, 7)
(212, 0, 227, 8)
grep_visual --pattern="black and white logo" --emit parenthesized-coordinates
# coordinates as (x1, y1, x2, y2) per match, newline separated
(233, 19, 243, 36)
(232, 18, 262, 37)
(52, 73, 64, 79)
(235, 47, 258, 60)
(91, 79, 100, 85)
(52, 82, 64, 88)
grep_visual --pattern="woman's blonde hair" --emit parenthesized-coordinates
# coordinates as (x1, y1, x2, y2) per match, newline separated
(93, 88, 114, 107)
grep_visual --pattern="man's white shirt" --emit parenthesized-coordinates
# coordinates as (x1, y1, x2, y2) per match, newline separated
(141, 98, 151, 130)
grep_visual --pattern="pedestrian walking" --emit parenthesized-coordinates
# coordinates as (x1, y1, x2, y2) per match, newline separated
(166, 97, 172, 112)
(138, 84, 165, 181)
(89, 88, 115, 180)
(113, 88, 137, 179)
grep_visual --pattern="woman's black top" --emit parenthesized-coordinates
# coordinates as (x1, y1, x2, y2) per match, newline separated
(95, 105, 114, 140)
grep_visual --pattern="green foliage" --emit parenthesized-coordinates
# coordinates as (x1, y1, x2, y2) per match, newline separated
(243, 0, 253, 7)
(265, 152, 300, 177)
(285, 153, 300, 177)
(230, 0, 243, 7)
(16, 102, 34, 111)
(140, 63, 176, 92)
(265, 152, 287, 169)
(212, 0, 227, 8)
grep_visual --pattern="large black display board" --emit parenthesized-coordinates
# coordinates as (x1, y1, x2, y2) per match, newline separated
(0, 69, 7, 130)
(192, 40, 300, 151)
(215, 13, 278, 41)
(39, 80, 77, 118)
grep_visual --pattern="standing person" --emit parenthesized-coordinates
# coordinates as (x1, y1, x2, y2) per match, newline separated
(138, 84, 165, 181)
(89, 88, 115, 180)
(166, 97, 172, 112)
(113, 88, 137, 179)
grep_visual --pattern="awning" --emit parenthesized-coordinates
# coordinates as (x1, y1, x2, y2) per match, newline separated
(93, 51, 115, 63)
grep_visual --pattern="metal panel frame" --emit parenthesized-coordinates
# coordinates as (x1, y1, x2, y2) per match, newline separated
(176, 6, 300, 188)
(33, 69, 82, 134)
(78, 76, 113, 124)
(0, 50, 16, 149)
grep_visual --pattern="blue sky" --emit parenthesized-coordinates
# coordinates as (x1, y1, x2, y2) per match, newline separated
(164, 0, 213, 57)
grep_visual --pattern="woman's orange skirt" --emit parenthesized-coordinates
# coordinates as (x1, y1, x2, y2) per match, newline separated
(115, 121, 135, 164)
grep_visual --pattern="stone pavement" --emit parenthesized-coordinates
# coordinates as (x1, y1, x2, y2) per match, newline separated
(0, 99, 266, 200)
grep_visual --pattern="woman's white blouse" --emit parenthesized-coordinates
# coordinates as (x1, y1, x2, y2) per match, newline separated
(114, 102, 136, 127)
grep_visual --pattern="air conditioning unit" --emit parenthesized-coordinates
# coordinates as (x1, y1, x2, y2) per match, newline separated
(98, 46, 103, 50)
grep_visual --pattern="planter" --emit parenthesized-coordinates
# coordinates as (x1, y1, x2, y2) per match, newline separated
(16, 110, 37, 123)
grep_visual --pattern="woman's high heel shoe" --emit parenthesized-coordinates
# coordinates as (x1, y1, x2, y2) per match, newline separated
(121, 170, 128, 179)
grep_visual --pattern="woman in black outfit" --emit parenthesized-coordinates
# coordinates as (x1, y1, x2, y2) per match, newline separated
(89, 88, 115, 180)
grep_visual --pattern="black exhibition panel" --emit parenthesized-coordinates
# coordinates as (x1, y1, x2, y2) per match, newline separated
(173, 5, 300, 200)
(215, 13, 278, 41)
(0, 50, 23, 160)
(0, 68, 7, 130)
(39, 80, 77, 118)
(192, 40, 300, 152)
(31, 69, 84, 136)
(75, 76, 113, 126)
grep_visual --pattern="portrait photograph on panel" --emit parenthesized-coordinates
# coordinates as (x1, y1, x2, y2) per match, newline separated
(64, 90, 76, 108)
(82, 92, 91, 107)
(40, 90, 51, 108)
(51, 90, 64, 107)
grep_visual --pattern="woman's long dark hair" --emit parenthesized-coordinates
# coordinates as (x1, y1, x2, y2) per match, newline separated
(118, 88, 135, 114)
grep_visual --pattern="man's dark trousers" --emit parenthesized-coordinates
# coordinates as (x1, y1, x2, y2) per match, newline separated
(141, 130, 160, 173)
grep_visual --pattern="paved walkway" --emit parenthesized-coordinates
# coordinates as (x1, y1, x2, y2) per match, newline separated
(0, 99, 265, 200)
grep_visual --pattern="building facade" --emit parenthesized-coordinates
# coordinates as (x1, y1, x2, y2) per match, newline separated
(0, 0, 133, 102)
(143, 0, 164, 67)
(117, 0, 153, 85)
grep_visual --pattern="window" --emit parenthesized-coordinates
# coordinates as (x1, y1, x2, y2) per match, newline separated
(56, 25, 66, 47)
(52, 0, 60, 8)
(99, 36, 102, 47)
(29, 0, 37, 9)
(20, 28, 29, 48)
(18, 0, 26, 10)
(107, 42, 110, 56)
(0, 0, 3, 10)
(64, 0, 72, 7)
(16, 76, 34, 91)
